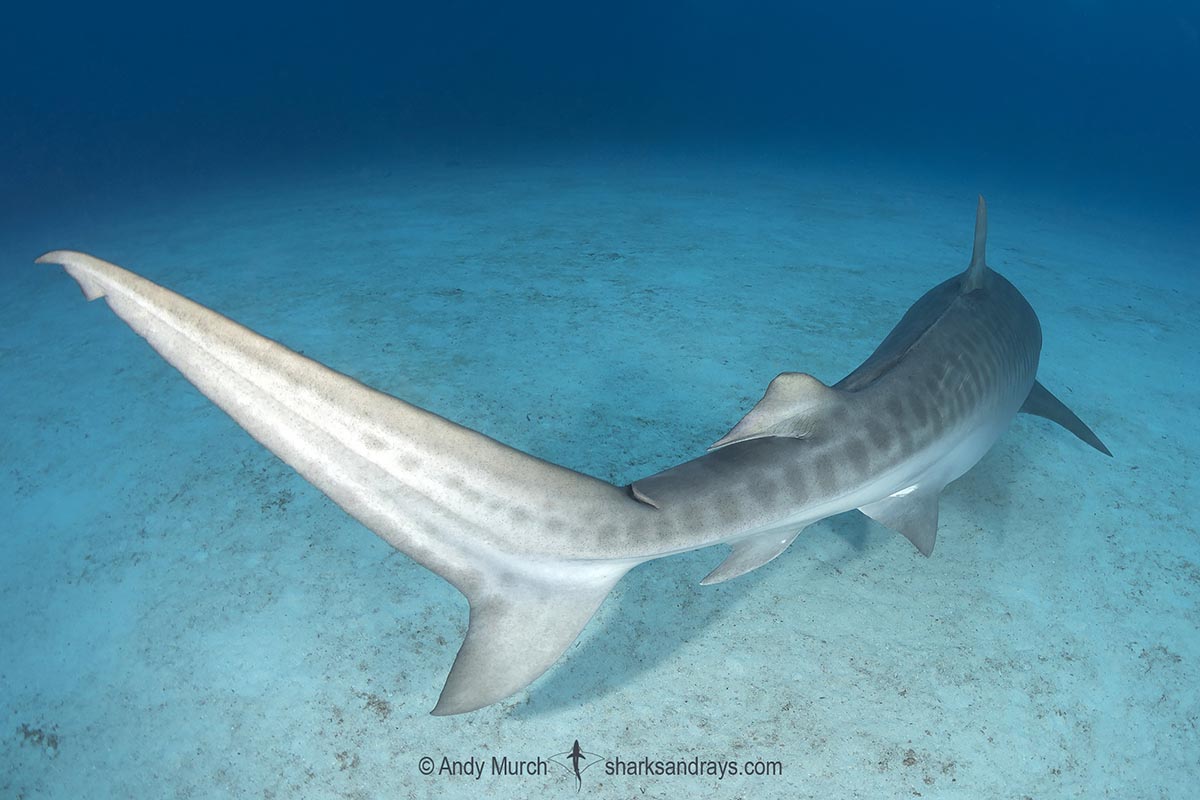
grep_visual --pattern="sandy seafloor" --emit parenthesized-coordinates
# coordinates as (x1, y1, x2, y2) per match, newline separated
(1, 152, 1196, 799)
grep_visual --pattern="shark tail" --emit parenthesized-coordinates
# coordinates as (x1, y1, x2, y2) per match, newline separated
(37, 250, 651, 715)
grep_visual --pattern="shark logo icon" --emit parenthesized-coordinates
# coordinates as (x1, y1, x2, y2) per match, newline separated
(549, 740, 604, 791)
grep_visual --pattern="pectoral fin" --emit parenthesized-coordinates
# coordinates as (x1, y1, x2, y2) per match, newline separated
(1020, 380, 1112, 456)
(859, 489, 939, 556)
(700, 527, 803, 585)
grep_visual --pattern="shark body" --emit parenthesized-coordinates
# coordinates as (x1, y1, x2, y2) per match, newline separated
(38, 197, 1109, 715)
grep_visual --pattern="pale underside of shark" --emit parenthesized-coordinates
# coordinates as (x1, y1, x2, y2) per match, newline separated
(38, 197, 1110, 715)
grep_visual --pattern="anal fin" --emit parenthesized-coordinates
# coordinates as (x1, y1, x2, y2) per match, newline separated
(1020, 380, 1112, 456)
(700, 527, 802, 585)
(859, 489, 939, 556)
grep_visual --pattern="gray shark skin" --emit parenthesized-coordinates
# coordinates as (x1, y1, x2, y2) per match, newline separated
(37, 197, 1109, 715)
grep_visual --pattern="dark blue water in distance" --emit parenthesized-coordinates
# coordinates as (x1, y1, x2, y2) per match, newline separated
(3, 1, 1197, 221)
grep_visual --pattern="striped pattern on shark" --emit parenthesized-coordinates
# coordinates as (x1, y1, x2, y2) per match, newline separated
(37, 197, 1109, 715)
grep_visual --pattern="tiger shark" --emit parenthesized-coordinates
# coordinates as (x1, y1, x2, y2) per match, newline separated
(38, 197, 1109, 715)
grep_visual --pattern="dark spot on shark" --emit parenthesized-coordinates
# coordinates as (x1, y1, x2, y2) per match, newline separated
(866, 419, 892, 452)
(846, 438, 870, 476)
(784, 461, 809, 500)
(750, 476, 781, 505)
(814, 454, 837, 492)
(894, 420, 915, 454)
(717, 494, 741, 524)
(928, 402, 946, 433)
(909, 395, 929, 427)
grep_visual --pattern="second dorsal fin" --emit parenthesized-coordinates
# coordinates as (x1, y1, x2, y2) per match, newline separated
(710, 372, 840, 450)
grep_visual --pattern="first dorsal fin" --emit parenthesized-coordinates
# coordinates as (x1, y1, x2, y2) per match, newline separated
(962, 195, 989, 293)
(710, 372, 840, 450)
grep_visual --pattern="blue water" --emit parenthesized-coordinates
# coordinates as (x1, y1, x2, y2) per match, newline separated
(2, 3, 1197, 797)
